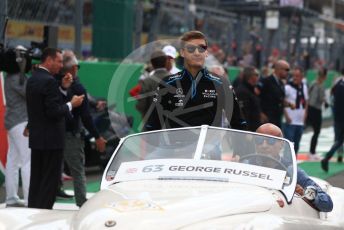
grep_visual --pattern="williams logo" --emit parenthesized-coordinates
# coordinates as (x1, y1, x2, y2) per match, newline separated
(202, 89, 217, 98)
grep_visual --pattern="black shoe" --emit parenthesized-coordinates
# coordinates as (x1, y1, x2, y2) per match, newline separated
(321, 159, 329, 172)
(56, 189, 74, 199)
(338, 156, 343, 163)
(77, 199, 87, 207)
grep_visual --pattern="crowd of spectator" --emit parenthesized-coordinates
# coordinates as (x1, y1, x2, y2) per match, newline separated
(131, 32, 344, 174)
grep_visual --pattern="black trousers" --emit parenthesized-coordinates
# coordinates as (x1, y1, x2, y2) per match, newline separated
(307, 106, 322, 154)
(28, 149, 63, 209)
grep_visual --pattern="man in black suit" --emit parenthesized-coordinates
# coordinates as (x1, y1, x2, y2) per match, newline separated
(258, 60, 294, 128)
(235, 66, 262, 132)
(26, 48, 84, 209)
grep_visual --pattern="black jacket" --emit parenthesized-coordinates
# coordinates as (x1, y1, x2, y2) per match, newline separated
(144, 68, 246, 131)
(258, 75, 285, 127)
(56, 74, 99, 139)
(62, 76, 100, 138)
(235, 82, 262, 131)
(332, 78, 344, 123)
(26, 68, 69, 149)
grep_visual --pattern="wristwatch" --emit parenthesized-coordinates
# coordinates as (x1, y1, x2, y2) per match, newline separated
(304, 186, 317, 201)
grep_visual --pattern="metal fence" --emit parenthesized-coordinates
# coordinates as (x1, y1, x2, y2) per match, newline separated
(2, 0, 344, 69)
(152, 0, 344, 70)
(5, 0, 92, 26)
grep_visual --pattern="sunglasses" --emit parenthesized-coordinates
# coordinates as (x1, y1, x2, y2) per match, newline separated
(184, 44, 207, 53)
(254, 137, 278, 145)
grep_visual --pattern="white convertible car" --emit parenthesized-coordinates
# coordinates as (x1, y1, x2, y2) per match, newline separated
(1, 126, 344, 229)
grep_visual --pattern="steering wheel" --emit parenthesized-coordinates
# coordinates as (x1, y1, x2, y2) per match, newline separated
(239, 153, 288, 171)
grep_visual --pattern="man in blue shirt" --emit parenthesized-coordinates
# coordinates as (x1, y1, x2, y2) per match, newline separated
(256, 123, 333, 212)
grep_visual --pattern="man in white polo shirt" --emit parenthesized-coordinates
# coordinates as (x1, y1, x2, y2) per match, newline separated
(283, 66, 308, 155)
(162, 45, 180, 74)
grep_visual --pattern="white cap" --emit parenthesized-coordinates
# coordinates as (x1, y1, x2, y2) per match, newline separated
(162, 45, 177, 59)
(15, 45, 27, 51)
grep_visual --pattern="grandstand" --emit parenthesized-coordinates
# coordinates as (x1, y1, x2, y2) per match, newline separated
(1, 0, 344, 68)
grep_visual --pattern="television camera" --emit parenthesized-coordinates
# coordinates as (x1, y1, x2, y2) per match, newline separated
(0, 42, 44, 74)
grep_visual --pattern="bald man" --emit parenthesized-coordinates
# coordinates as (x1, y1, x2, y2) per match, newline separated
(256, 123, 333, 212)
(255, 123, 285, 164)
(258, 60, 294, 128)
(256, 123, 283, 137)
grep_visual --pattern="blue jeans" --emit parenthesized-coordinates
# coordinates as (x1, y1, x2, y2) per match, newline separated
(283, 123, 304, 154)
(325, 121, 344, 161)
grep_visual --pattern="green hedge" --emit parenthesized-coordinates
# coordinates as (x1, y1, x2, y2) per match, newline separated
(78, 61, 143, 133)
(78, 61, 339, 133)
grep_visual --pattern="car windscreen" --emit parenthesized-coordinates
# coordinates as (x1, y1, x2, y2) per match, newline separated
(202, 128, 294, 185)
(106, 128, 201, 175)
(105, 127, 294, 185)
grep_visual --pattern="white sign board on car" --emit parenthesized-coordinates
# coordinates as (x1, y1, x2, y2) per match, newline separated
(114, 159, 286, 190)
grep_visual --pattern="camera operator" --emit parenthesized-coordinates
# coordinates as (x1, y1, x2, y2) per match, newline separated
(3, 45, 31, 207)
